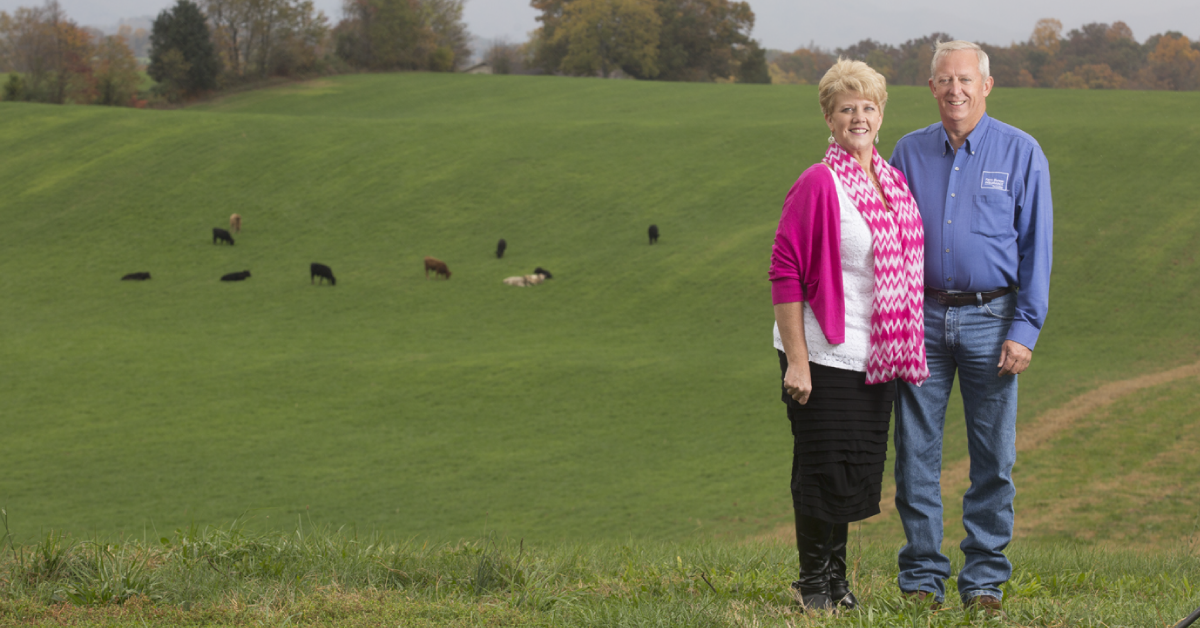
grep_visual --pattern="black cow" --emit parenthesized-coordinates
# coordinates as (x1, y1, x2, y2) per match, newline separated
(533, 266, 553, 279)
(496, 238, 507, 259)
(221, 270, 251, 281)
(121, 272, 151, 281)
(648, 224, 659, 245)
(213, 228, 235, 246)
(311, 263, 336, 286)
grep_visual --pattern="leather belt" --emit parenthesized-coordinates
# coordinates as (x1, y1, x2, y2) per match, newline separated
(925, 286, 1013, 307)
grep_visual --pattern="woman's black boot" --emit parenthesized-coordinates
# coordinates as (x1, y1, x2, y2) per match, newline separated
(791, 510, 834, 611)
(828, 523, 858, 610)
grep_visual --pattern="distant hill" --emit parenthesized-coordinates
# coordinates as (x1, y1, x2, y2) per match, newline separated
(0, 75, 1197, 549)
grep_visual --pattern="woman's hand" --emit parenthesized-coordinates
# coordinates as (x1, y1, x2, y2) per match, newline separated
(783, 362, 813, 405)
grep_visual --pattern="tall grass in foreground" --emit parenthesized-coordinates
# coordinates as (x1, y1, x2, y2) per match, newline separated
(2, 516, 1198, 627)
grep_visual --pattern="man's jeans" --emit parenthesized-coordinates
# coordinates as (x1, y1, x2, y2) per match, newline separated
(894, 292, 1018, 603)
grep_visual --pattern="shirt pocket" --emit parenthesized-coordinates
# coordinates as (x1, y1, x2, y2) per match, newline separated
(970, 194, 1015, 238)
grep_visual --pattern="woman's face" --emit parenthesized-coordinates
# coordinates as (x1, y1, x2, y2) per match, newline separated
(825, 91, 883, 157)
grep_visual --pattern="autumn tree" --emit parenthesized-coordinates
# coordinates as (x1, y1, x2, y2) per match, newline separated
(94, 35, 141, 105)
(334, 0, 466, 71)
(550, 0, 660, 78)
(1142, 32, 1200, 90)
(652, 0, 755, 81)
(735, 41, 768, 83)
(484, 39, 531, 74)
(768, 46, 833, 84)
(149, 0, 220, 99)
(419, 0, 469, 71)
(0, 1, 95, 103)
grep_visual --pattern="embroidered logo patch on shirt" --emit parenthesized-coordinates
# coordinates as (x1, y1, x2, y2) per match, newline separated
(981, 171, 1009, 191)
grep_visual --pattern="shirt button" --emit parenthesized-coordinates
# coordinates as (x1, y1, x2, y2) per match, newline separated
(947, 277, 953, 281)
(955, 167, 960, 171)
(947, 220, 952, 224)
(951, 193, 956, 197)
(945, 249, 950, 252)
(971, 151, 975, 155)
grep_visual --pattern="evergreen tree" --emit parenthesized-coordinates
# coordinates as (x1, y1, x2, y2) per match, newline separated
(148, 0, 219, 99)
(736, 42, 769, 83)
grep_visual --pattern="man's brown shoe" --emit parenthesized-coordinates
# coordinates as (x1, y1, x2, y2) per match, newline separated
(963, 594, 1003, 615)
(902, 590, 942, 610)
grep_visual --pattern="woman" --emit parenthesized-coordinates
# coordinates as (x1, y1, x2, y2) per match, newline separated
(769, 59, 928, 611)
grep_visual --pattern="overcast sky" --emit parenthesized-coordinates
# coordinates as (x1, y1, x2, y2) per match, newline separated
(3, 0, 1195, 52)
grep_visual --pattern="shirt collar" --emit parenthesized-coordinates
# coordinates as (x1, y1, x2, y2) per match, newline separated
(940, 113, 992, 156)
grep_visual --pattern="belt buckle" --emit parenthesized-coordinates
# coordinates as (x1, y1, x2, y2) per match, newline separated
(935, 291, 951, 306)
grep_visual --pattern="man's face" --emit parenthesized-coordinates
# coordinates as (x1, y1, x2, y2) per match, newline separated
(929, 50, 993, 128)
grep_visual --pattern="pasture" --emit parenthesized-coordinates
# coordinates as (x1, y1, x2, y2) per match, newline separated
(0, 74, 1198, 554)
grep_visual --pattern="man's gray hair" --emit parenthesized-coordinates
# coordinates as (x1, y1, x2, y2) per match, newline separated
(930, 40, 990, 80)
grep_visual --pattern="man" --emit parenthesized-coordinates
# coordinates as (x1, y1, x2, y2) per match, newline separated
(889, 40, 1053, 612)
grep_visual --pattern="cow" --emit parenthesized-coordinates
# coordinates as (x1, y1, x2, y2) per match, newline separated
(503, 274, 545, 287)
(311, 263, 336, 286)
(213, 228, 235, 246)
(496, 238, 507, 259)
(424, 257, 451, 280)
(221, 270, 251, 281)
(648, 224, 659, 245)
(121, 272, 151, 281)
(229, 213, 242, 233)
(533, 267, 553, 279)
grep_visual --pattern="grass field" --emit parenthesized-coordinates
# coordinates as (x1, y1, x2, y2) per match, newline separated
(2, 522, 1199, 627)
(1, 74, 1199, 553)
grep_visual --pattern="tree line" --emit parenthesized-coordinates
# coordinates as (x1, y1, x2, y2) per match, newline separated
(0, 0, 472, 104)
(771, 19, 1200, 91)
(5, 2, 1196, 108)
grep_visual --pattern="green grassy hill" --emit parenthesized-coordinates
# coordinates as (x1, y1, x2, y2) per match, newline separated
(1, 74, 1198, 549)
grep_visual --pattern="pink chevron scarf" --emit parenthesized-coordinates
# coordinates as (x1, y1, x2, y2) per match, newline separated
(823, 143, 929, 386)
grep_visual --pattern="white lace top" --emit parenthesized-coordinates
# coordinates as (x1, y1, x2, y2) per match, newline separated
(773, 165, 875, 372)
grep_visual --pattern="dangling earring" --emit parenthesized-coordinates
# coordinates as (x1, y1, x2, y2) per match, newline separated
(828, 134, 835, 144)
(874, 134, 879, 145)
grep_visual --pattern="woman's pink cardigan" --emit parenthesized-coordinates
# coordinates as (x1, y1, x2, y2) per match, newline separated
(769, 164, 846, 345)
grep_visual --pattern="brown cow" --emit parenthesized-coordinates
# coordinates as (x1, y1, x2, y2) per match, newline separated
(230, 213, 242, 233)
(424, 256, 451, 280)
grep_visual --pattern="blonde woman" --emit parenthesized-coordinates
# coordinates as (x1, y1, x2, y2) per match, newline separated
(768, 59, 928, 611)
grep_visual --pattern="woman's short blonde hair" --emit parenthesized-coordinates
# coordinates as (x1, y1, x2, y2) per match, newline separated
(818, 58, 888, 118)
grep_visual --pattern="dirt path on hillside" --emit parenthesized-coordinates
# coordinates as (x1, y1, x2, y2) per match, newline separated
(755, 359, 1200, 544)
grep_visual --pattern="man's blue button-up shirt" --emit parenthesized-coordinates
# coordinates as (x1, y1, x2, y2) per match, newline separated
(890, 113, 1053, 350)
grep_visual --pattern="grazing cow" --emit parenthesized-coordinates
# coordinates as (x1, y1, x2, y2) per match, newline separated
(533, 267, 553, 279)
(648, 224, 659, 245)
(424, 256, 451, 280)
(221, 270, 251, 281)
(229, 213, 242, 233)
(496, 238, 507, 259)
(503, 274, 545, 287)
(311, 262, 336, 286)
(121, 272, 151, 281)
(213, 228, 235, 246)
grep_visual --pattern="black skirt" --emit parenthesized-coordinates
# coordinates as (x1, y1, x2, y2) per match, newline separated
(779, 350, 896, 523)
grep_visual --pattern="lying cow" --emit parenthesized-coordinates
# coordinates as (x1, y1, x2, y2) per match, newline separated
(311, 262, 336, 286)
(121, 272, 151, 281)
(213, 228, 235, 246)
(496, 238, 507, 259)
(230, 213, 242, 233)
(502, 274, 546, 287)
(221, 270, 251, 281)
(424, 256, 451, 280)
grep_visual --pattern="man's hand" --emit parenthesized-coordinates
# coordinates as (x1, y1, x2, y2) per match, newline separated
(997, 340, 1032, 377)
